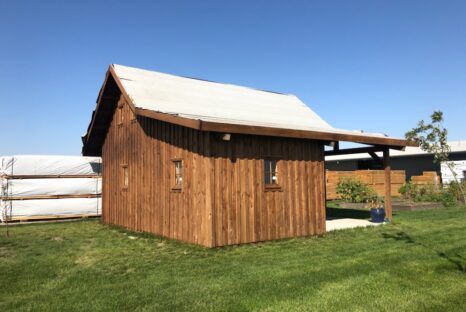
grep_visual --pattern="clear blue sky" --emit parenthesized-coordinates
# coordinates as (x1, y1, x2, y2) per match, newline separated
(1, 0, 465, 155)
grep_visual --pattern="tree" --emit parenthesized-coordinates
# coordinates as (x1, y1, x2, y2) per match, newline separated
(405, 111, 466, 205)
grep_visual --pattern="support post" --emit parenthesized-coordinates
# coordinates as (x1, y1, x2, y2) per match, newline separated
(383, 148, 392, 221)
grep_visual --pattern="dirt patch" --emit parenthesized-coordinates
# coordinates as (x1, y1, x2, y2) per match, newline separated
(338, 202, 371, 209)
(75, 253, 101, 267)
(393, 201, 444, 211)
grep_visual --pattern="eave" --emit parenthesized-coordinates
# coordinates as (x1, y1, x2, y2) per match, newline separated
(82, 64, 417, 156)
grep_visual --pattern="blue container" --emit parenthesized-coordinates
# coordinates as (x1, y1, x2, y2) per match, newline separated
(371, 208, 386, 223)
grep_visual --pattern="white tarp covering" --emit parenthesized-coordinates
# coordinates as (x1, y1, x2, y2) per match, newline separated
(1, 178, 101, 197)
(0, 155, 102, 221)
(113, 64, 333, 131)
(0, 155, 101, 176)
(112, 64, 391, 140)
(1, 198, 101, 221)
(441, 161, 466, 184)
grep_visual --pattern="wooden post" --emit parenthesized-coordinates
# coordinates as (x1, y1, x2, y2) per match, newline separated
(383, 149, 392, 221)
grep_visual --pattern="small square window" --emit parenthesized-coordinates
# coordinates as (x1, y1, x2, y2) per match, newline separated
(172, 160, 183, 191)
(264, 158, 281, 190)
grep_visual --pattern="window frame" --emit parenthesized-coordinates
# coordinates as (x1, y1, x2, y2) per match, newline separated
(171, 159, 183, 192)
(263, 156, 282, 192)
(121, 164, 129, 190)
(117, 103, 125, 127)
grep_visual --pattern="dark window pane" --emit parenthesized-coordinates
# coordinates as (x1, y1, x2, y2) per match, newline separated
(271, 160, 277, 184)
(264, 160, 270, 184)
(265, 171, 271, 184)
(264, 159, 279, 185)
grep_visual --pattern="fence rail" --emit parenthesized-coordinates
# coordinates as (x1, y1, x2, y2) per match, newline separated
(326, 170, 439, 200)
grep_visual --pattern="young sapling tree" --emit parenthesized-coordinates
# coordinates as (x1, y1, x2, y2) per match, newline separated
(405, 111, 466, 205)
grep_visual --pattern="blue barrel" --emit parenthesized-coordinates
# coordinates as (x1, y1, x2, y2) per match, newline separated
(371, 208, 386, 223)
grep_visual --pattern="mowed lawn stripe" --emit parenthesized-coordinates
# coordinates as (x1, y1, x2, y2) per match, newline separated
(0, 207, 465, 311)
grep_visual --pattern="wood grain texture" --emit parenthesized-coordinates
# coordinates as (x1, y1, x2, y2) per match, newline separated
(102, 96, 327, 247)
(102, 96, 212, 246)
(209, 134, 326, 246)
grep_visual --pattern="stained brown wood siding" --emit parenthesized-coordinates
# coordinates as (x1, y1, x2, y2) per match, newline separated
(102, 96, 326, 247)
(102, 96, 212, 246)
(209, 135, 326, 246)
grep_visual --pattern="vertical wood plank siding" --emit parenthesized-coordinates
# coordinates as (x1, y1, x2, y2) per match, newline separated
(102, 97, 326, 247)
(102, 97, 212, 246)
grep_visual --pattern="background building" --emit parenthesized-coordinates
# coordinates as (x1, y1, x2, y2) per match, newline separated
(326, 140, 466, 181)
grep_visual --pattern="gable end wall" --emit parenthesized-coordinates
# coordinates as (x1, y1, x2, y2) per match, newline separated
(102, 96, 212, 246)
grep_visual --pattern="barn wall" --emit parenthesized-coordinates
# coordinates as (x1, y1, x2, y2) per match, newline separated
(102, 96, 326, 247)
(102, 96, 212, 246)
(209, 135, 326, 246)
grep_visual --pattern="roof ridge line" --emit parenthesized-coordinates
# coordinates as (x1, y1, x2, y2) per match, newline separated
(113, 63, 295, 97)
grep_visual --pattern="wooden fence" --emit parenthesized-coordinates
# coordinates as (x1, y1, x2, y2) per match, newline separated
(326, 170, 439, 200)
(411, 171, 440, 186)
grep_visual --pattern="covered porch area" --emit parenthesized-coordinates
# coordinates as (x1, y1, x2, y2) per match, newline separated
(323, 140, 417, 230)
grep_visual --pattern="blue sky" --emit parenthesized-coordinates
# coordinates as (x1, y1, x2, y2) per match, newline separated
(1, 0, 465, 155)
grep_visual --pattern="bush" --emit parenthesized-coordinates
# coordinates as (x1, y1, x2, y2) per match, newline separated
(436, 191, 457, 207)
(336, 178, 378, 203)
(445, 180, 466, 202)
(399, 182, 419, 200)
(398, 182, 457, 207)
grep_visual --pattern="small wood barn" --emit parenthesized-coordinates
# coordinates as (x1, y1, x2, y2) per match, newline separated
(82, 64, 415, 247)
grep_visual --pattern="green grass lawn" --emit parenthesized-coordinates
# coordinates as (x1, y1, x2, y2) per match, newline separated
(1, 207, 465, 311)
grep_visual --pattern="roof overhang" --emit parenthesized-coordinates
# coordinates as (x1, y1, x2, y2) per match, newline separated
(137, 106, 415, 147)
(82, 65, 417, 156)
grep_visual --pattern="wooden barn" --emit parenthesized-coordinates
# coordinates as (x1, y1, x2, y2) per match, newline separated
(82, 64, 415, 247)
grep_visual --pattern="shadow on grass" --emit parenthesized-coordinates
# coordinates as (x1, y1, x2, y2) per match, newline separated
(326, 207, 371, 220)
(382, 231, 466, 272)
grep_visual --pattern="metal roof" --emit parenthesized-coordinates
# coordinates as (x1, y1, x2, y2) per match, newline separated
(82, 64, 415, 156)
(112, 64, 393, 140)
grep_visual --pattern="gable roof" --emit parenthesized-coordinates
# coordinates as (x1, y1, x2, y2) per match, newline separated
(82, 64, 415, 156)
(115, 64, 334, 132)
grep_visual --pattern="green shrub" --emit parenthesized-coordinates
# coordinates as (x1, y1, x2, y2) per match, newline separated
(445, 180, 466, 202)
(398, 182, 457, 207)
(399, 182, 419, 200)
(436, 191, 457, 207)
(336, 178, 378, 203)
